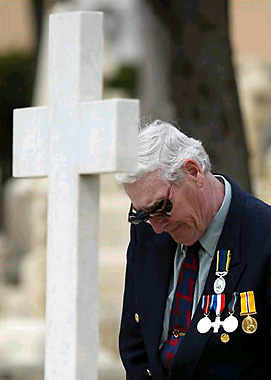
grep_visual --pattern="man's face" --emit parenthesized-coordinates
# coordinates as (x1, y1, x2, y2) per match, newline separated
(124, 164, 208, 246)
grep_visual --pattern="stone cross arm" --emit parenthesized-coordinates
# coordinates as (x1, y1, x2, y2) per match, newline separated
(13, 98, 138, 178)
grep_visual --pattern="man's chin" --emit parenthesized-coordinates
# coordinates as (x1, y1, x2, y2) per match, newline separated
(169, 229, 198, 246)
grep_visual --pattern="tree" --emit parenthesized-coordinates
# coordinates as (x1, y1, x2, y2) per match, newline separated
(146, 0, 251, 191)
(30, 0, 45, 82)
(0, 0, 44, 183)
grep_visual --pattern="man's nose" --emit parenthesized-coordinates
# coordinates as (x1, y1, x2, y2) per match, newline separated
(149, 217, 168, 234)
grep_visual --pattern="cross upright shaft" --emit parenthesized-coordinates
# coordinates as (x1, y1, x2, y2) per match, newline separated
(49, 12, 102, 105)
(46, 14, 102, 380)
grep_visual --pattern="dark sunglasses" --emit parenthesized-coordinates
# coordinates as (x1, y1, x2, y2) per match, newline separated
(128, 185, 173, 225)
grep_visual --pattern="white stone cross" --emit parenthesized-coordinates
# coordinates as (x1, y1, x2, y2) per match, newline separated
(13, 12, 139, 380)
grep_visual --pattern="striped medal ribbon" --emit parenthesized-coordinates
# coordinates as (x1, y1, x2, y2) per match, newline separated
(197, 294, 212, 334)
(211, 294, 225, 333)
(214, 250, 231, 294)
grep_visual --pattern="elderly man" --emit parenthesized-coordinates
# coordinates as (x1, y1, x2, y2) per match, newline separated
(117, 120, 271, 380)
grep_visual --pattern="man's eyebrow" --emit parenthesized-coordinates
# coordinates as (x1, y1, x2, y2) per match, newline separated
(133, 198, 164, 213)
(146, 198, 164, 212)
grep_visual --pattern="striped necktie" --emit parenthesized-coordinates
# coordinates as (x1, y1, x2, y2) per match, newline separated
(160, 242, 200, 371)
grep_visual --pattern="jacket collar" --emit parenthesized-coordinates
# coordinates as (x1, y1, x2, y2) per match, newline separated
(199, 174, 232, 257)
(134, 224, 177, 379)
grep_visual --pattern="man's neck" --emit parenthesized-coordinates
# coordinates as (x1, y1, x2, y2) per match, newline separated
(204, 173, 225, 227)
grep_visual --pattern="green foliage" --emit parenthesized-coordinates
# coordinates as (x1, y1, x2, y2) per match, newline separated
(0, 52, 35, 180)
(105, 65, 139, 98)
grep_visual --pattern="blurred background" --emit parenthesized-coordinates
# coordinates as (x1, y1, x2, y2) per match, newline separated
(0, 0, 270, 379)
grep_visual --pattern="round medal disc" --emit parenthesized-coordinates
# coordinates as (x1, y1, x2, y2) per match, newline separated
(197, 316, 212, 334)
(242, 315, 258, 334)
(221, 333, 230, 343)
(214, 276, 226, 294)
(223, 315, 239, 333)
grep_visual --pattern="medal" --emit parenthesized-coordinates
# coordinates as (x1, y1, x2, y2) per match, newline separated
(223, 292, 239, 333)
(240, 291, 258, 334)
(220, 333, 230, 343)
(223, 315, 238, 333)
(197, 295, 212, 334)
(213, 277, 226, 294)
(242, 316, 258, 334)
(197, 316, 212, 334)
(211, 293, 225, 333)
(214, 250, 231, 294)
(198, 294, 228, 334)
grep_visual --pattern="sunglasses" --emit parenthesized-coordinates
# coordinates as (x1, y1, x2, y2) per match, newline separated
(128, 185, 173, 225)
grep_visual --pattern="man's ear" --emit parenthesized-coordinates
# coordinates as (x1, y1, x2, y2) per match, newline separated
(183, 159, 202, 178)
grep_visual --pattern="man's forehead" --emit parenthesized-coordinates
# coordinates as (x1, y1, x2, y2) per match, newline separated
(126, 172, 165, 191)
(124, 173, 167, 210)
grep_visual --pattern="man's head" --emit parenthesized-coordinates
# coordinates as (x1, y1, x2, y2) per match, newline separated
(117, 120, 224, 245)
(116, 120, 211, 185)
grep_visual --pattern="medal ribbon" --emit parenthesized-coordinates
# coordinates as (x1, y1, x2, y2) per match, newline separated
(201, 294, 211, 315)
(211, 294, 225, 316)
(216, 250, 231, 273)
(228, 292, 239, 314)
(240, 291, 257, 316)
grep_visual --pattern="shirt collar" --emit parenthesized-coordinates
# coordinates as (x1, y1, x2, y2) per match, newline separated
(199, 175, 232, 257)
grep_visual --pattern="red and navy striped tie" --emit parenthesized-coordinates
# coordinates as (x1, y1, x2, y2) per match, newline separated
(160, 242, 200, 370)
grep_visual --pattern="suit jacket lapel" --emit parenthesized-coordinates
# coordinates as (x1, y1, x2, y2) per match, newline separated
(170, 179, 247, 380)
(203, 178, 246, 296)
(135, 228, 177, 353)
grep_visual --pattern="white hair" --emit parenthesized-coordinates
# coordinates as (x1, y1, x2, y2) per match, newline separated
(116, 120, 211, 185)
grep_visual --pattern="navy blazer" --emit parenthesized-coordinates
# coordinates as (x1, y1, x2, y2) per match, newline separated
(119, 177, 271, 380)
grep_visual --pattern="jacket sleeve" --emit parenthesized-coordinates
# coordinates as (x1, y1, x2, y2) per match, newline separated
(119, 225, 151, 380)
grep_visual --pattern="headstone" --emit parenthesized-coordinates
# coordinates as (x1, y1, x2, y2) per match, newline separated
(0, 317, 45, 380)
(3, 179, 47, 255)
(13, 12, 139, 380)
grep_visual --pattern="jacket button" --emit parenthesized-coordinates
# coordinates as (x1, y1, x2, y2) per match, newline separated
(146, 369, 152, 376)
(134, 313, 140, 323)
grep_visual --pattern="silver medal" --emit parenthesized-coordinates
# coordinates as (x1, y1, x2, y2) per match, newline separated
(223, 315, 239, 333)
(197, 316, 212, 334)
(213, 276, 226, 294)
